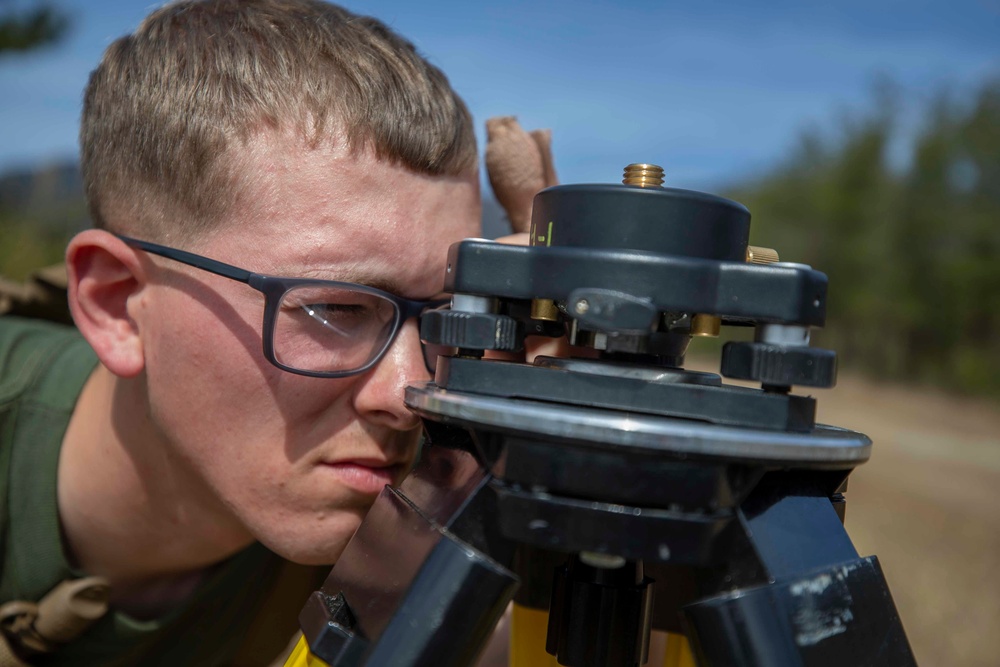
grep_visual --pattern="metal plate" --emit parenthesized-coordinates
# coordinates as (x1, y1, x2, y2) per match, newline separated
(436, 356, 817, 432)
(406, 384, 871, 468)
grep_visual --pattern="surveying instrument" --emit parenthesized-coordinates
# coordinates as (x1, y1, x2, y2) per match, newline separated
(285, 164, 916, 667)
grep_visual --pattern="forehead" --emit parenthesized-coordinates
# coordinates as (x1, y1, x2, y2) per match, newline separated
(202, 132, 481, 296)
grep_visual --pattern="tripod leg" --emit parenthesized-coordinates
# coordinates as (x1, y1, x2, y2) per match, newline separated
(683, 472, 915, 667)
(285, 635, 326, 667)
(662, 633, 696, 667)
(509, 604, 558, 667)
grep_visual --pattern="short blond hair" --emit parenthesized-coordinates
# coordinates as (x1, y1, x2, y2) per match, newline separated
(81, 0, 476, 240)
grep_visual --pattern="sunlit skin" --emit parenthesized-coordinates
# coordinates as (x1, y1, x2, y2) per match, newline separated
(59, 131, 481, 615)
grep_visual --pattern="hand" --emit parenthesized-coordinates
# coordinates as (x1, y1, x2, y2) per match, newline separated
(485, 116, 558, 234)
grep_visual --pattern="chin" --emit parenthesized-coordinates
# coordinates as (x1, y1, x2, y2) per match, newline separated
(263, 534, 352, 566)
(256, 512, 363, 566)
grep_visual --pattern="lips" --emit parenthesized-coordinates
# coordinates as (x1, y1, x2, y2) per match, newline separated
(318, 460, 404, 495)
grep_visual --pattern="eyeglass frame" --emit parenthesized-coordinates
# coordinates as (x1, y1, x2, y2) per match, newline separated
(115, 233, 448, 379)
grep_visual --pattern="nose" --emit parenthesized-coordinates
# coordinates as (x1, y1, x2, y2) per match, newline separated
(350, 318, 428, 431)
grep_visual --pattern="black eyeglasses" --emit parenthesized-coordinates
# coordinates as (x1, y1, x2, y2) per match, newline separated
(117, 234, 448, 378)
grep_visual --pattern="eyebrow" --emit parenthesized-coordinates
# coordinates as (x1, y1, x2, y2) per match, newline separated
(287, 267, 428, 300)
(354, 277, 405, 295)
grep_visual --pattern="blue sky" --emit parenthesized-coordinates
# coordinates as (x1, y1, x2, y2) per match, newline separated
(0, 0, 997, 190)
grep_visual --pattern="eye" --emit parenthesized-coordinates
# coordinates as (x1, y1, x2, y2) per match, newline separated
(301, 302, 367, 317)
(280, 292, 374, 320)
(297, 302, 373, 337)
(277, 285, 398, 340)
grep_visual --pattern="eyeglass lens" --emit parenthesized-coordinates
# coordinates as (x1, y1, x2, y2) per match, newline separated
(273, 285, 398, 373)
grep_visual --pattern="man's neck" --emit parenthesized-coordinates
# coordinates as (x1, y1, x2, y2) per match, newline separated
(57, 365, 256, 618)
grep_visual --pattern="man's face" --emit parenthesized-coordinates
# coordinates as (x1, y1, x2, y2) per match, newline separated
(134, 132, 481, 564)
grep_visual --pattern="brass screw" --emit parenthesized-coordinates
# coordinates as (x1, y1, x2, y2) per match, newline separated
(690, 313, 721, 337)
(531, 298, 560, 321)
(746, 246, 780, 264)
(622, 163, 665, 188)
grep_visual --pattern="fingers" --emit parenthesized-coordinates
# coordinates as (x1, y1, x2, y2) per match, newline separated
(529, 128, 558, 189)
(493, 232, 530, 246)
(485, 116, 557, 234)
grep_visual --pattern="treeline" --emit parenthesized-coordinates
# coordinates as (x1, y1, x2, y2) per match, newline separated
(729, 79, 1000, 395)
(2, 79, 998, 396)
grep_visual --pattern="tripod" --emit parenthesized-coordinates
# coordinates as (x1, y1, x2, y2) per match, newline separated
(285, 165, 915, 667)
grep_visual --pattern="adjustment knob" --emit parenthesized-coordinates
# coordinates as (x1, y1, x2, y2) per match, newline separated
(721, 342, 837, 388)
(420, 310, 523, 351)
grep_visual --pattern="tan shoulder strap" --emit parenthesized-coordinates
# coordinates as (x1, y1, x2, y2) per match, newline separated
(0, 577, 109, 665)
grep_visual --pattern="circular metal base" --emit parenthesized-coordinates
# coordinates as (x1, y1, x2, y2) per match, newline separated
(533, 356, 721, 386)
(406, 383, 871, 468)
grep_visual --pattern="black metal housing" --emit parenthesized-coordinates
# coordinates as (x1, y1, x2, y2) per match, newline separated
(443, 241, 829, 327)
(530, 184, 750, 261)
(435, 356, 817, 432)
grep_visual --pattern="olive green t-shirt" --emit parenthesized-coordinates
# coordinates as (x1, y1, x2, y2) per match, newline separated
(0, 317, 327, 666)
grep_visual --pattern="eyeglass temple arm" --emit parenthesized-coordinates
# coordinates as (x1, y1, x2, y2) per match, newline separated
(115, 234, 254, 283)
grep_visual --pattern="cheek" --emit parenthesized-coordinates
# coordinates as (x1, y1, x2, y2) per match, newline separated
(142, 302, 359, 475)
(141, 295, 280, 459)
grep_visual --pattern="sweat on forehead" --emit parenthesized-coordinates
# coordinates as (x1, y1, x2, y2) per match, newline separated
(79, 0, 477, 242)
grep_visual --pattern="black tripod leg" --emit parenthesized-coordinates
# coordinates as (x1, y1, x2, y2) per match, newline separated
(298, 457, 520, 667)
(684, 472, 916, 667)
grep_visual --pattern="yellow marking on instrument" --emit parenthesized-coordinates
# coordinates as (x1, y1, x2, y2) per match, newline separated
(546, 221, 553, 247)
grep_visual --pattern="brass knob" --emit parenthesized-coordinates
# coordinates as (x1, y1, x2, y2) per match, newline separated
(746, 246, 780, 264)
(531, 298, 560, 321)
(690, 314, 721, 337)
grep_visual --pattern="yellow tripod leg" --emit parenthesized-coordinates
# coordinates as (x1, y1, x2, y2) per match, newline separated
(284, 605, 693, 667)
(284, 634, 330, 667)
(510, 605, 696, 667)
(662, 632, 696, 667)
(509, 603, 559, 667)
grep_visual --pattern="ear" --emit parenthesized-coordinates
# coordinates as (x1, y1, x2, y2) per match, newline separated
(66, 229, 148, 378)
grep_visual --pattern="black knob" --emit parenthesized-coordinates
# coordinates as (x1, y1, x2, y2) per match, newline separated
(420, 310, 523, 351)
(721, 342, 837, 388)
